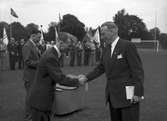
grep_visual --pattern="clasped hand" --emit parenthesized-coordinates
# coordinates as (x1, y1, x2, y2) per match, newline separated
(66, 74, 87, 85)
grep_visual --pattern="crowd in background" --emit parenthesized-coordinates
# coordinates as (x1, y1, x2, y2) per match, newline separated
(0, 35, 102, 71)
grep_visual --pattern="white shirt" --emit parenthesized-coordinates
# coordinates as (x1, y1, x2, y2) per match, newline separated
(53, 45, 61, 58)
(111, 37, 119, 57)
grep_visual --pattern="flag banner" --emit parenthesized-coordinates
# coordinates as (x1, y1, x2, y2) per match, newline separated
(3, 27, 9, 45)
(10, 8, 18, 18)
(93, 28, 100, 46)
(55, 27, 59, 43)
(39, 27, 44, 45)
(59, 13, 62, 23)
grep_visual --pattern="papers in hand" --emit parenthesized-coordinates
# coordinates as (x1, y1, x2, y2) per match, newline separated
(125, 86, 135, 100)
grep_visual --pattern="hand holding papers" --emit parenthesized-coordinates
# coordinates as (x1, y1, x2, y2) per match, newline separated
(125, 86, 144, 103)
(125, 86, 135, 100)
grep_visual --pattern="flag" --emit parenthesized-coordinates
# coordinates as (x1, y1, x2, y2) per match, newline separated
(55, 27, 59, 44)
(3, 27, 9, 45)
(59, 13, 62, 23)
(10, 8, 18, 18)
(57, 13, 62, 32)
(93, 28, 100, 46)
(39, 26, 44, 45)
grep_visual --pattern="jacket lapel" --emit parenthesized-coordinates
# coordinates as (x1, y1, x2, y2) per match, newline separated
(111, 39, 121, 61)
(51, 47, 60, 63)
(29, 40, 40, 59)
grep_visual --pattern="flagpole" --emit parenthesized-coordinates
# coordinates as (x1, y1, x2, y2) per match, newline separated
(155, 8, 158, 52)
(10, 11, 12, 41)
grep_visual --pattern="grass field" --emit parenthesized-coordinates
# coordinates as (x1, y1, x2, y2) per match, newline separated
(0, 49, 167, 121)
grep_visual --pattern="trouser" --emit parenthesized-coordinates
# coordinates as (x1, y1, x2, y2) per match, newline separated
(0, 56, 5, 71)
(9, 55, 16, 70)
(77, 51, 82, 66)
(18, 56, 24, 69)
(24, 81, 32, 119)
(31, 107, 51, 121)
(109, 100, 140, 121)
(70, 52, 75, 66)
(84, 50, 90, 66)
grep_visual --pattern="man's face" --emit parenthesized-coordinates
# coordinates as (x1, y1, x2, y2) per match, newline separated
(10, 38, 15, 43)
(100, 26, 116, 46)
(59, 39, 71, 50)
(31, 33, 41, 44)
(35, 33, 41, 44)
(20, 39, 24, 45)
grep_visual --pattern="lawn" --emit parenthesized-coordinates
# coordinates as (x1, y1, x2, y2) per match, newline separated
(0, 49, 167, 121)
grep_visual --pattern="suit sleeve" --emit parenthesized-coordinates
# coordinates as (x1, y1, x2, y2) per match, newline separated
(126, 42, 144, 97)
(22, 45, 39, 69)
(86, 55, 105, 82)
(46, 57, 79, 87)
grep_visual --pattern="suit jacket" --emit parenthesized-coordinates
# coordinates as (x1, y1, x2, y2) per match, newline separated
(86, 39, 144, 108)
(22, 40, 40, 84)
(29, 47, 80, 111)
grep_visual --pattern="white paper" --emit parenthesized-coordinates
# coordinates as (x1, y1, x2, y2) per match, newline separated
(125, 86, 135, 100)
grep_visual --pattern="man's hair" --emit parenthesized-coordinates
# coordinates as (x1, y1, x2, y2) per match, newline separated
(28, 30, 40, 39)
(101, 21, 118, 33)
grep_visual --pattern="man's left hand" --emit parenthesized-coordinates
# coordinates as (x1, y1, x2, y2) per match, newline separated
(131, 95, 144, 103)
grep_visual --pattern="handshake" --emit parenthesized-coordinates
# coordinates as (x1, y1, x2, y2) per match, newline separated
(67, 74, 88, 85)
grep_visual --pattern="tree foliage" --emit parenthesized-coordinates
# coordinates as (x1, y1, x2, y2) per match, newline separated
(45, 24, 56, 42)
(60, 14, 86, 41)
(159, 33, 167, 49)
(149, 27, 161, 40)
(10, 22, 28, 41)
(113, 9, 148, 40)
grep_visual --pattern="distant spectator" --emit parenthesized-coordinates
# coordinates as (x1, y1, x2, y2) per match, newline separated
(18, 38, 25, 69)
(0, 39, 7, 71)
(7, 37, 17, 70)
(76, 41, 83, 66)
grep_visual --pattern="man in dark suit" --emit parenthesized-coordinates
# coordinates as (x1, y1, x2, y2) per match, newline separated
(29, 40, 81, 121)
(22, 31, 41, 120)
(79, 21, 144, 121)
(18, 38, 25, 69)
(7, 37, 17, 70)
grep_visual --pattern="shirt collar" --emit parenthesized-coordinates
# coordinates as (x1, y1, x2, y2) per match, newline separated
(111, 36, 119, 48)
(30, 39, 36, 46)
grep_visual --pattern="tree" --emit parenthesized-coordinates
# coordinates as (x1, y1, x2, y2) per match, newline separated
(113, 9, 148, 40)
(159, 33, 167, 49)
(149, 27, 161, 40)
(45, 24, 56, 42)
(60, 14, 86, 41)
(10, 22, 28, 41)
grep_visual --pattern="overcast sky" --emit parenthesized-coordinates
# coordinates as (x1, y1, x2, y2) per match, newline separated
(0, 0, 167, 33)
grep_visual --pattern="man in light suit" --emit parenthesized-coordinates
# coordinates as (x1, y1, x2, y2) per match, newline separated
(79, 22, 144, 121)
(29, 40, 82, 121)
(22, 31, 41, 120)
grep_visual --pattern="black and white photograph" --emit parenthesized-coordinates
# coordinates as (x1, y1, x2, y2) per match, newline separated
(0, 0, 167, 121)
